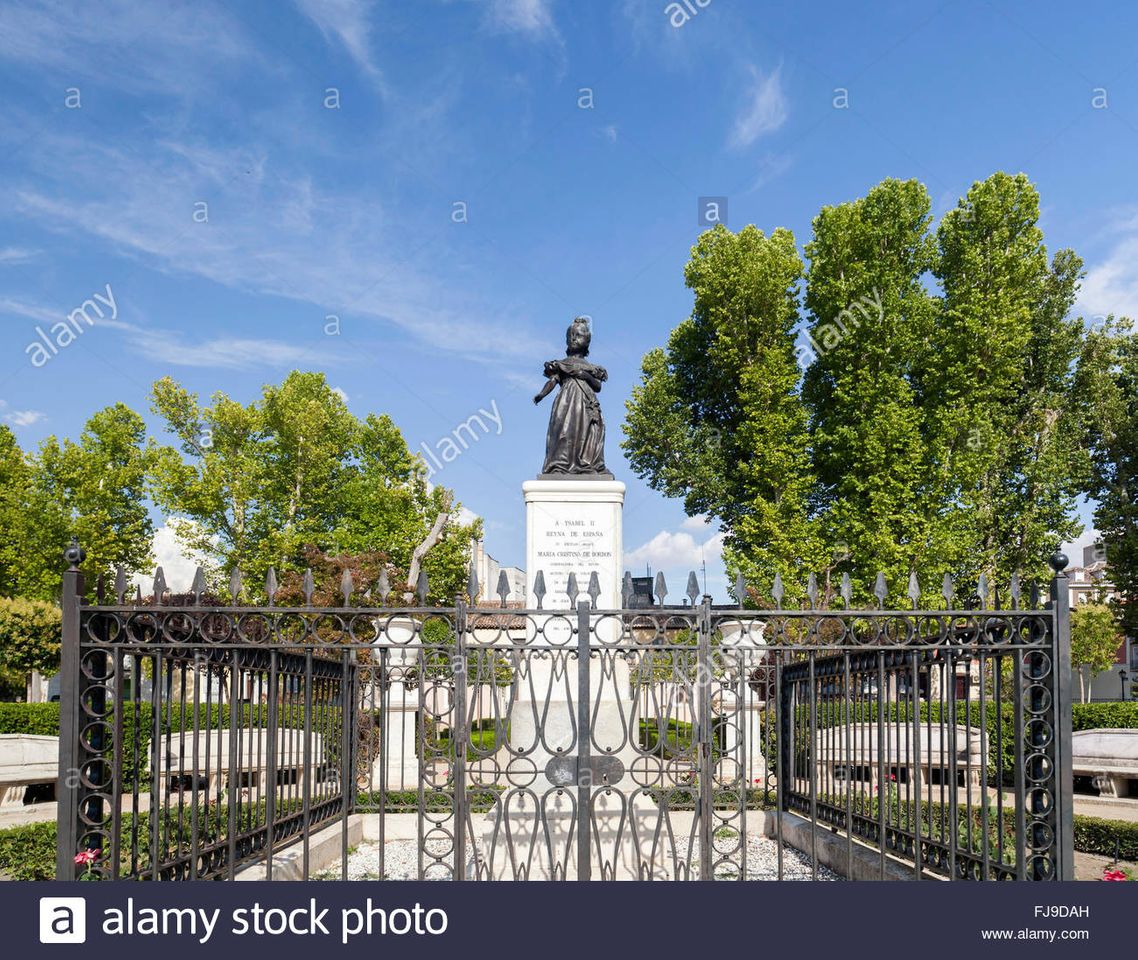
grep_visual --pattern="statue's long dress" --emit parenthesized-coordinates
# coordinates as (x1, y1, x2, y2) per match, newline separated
(542, 366, 607, 474)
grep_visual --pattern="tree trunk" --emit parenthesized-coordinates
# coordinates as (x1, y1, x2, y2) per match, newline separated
(404, 508, 451, 603)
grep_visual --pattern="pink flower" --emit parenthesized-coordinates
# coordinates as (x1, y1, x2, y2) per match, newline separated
(1103, 868, 1128, 882)
(74, 849, 99, 865)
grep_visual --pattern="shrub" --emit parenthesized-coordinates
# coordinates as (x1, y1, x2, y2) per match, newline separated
(0, 821, 56, 880)
(433, 718, 508, 756)
(0, 701, 152, 788)
(355, 787, 503, 813)
(759, 700, 1016, 783)
(0, 701, 60, 735)
(639, 717, 696, 757)
(1072, 702, 1138, 731)
(1073, 814, 1138, 861)
(0, 598, 62, 679)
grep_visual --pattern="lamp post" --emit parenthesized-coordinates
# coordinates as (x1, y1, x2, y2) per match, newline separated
(1120, 667, 1130, 702)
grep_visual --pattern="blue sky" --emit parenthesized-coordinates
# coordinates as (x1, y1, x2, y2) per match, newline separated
(1, 0, 1136, 598)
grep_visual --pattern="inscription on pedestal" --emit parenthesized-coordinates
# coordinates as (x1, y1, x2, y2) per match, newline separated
(531, 504, 618, 608)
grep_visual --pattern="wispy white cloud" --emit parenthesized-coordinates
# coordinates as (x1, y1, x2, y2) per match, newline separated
(122, 326, 339, 370)
(0, 400, 46, 428)
(0, 296, 61, 324)
(626, 527, 724, 571)
(129, 521, 213, 593)
(0, 0, 256, 94)
(0, 247, 39, 264)
(729, 64, 788, 149)
(1080, 226, 1138, 321)
(486, 0, 558, 39)
(1061, 528, 1101, 570)
(4, 409, 46, 427)
(293, 0, 384, 86)
(0, 291, 335, 372)
(625, 525, 727, 599)
(743, 151, 794, 194)
(7, 132, 542, 368)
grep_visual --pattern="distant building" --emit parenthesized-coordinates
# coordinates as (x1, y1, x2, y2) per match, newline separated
(1068, 541, 1134, 702)
(471, 538, 525, 604)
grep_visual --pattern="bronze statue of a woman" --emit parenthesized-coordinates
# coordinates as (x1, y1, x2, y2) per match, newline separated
(533, 317, 611, 477)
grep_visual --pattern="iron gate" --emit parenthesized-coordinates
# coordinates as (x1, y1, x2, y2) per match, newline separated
(56, 545, 1074, 881)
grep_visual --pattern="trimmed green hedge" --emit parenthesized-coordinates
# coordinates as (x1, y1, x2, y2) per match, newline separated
(434, 718, 508, 756)
(1073, 815, 1138, 861)
(0, 821, 55, 880)
(4, 801, 1136, 880)
(0, 701, 152, 786)
(1073, 702, 1138, 731)
(355, 787, 504, 813)
(0, 701, 61, 735)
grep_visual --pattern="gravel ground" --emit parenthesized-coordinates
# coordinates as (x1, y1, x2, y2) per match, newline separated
(315, 834, 839, 881)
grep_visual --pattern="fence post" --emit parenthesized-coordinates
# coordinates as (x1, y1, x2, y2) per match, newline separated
(697, 595, 713, 880)
(576, 599, 591, 881)
(453, 597, 468, 881)
(55, 541, 86, 879)
(1048, 552, 1074, 881)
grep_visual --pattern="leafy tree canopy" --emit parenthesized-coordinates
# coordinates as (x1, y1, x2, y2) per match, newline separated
(150, 371, 477, 599)
(0, 406, 155, 600)
(1078, 318, 1138, 636)
(0, 597, 63, 678)
(624, 173, 1091, 605)
(1069, 603, 1123, 702)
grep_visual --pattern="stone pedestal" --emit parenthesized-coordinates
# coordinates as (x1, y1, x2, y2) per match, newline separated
(474, 477, 672, 879)
(524, 478, 624, 610)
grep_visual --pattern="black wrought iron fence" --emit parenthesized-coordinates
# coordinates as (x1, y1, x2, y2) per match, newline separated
(55, 542, 1073, 881)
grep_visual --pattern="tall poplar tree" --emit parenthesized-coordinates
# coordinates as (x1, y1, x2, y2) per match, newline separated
(623, 173, 1090, 605)
(802, 178, 939, 594)
(1079, 319, 1138, 637)
(927, 173, 1087, 587)
(622, 225, 818, 596)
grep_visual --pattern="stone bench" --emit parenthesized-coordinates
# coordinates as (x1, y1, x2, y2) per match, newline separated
(157, 727, 330, 798)
(814, 722, 985, 788)
(0, 734, 58, 808)
(1072, 728, 1138, 799)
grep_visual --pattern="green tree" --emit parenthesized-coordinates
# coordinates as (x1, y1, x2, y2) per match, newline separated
(150, 371, 476, 600)
(0, 426, 33, 599)
(926, 173, 1087, 588)
(1079, 318, 1138, 637)
(622, 225, 819, 599)
(1070, 603, 1123, 703)
(0, 407, 154, 600)
(803, 178, 939, 597)
(31, 403, 156, 592)
(623, 173, 1090, 605)
(0, 598, 62, 697)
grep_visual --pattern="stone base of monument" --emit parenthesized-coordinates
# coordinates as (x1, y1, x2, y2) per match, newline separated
(476, 787, 673, 880)
(474, 657, 674, 880)
(523, 477, 624, 610)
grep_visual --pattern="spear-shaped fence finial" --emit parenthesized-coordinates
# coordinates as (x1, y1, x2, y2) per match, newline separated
(191, 567, 207, 605)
